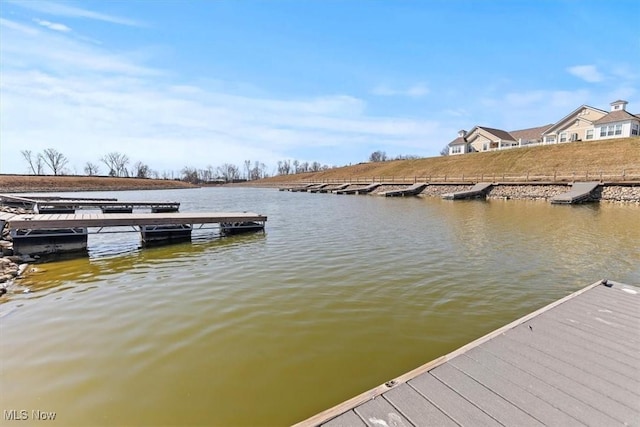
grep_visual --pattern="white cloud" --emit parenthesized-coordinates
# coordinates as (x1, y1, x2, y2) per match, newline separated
(567, 65, 604, 83)
(372, 83, 429, 98)
(8, 0, 144, 27)
(34, 18, 71, 32)
(0, 20, 445, 174)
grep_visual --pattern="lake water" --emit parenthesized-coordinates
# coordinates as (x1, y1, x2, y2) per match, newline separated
(1, 187, 639, 426)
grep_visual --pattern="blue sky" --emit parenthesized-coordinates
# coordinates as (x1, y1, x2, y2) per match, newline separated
(1, 0, 638, 176)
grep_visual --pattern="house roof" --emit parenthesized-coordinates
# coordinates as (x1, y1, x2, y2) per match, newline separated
(544, 104, 607, 134)
(509, 124, 554, 141)
(593, 110, 640, 125)
(473, 126, 516, 142)
(448, 136, 467, 147)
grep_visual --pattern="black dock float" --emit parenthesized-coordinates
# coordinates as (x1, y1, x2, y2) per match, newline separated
(550, 182, 601, 204)
(442, 182, 493, 200)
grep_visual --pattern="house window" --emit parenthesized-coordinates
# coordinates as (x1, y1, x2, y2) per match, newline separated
(570, 133, 578, 141)
(614, 124, 622, 135)
(559, 132, 567, 142)
(600, 126, 607, 137)
(451, 145, 462, 154)
(483, 143, 488, 151)
(632, 124, 639, 136)
(545, 135, 556, 143)
(586, 129, 594, 140)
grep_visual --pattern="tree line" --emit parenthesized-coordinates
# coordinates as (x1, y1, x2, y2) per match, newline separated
(20, 148, 422, 183)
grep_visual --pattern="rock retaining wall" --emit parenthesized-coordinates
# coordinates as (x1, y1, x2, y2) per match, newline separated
(486, 185, 568, 200)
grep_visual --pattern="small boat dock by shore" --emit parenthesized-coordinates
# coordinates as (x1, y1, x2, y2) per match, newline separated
(295, 279, 640, 426)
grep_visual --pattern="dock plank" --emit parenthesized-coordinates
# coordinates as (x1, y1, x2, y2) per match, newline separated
(383, 383, 457, 426)
(409, 373, 502, 426)
(430, 363, 544, 426)
(449, 354, 583, 426)
(465, 346, 620, 426)
(482, 336, 638, 425)
(496, 333, 640, 409)
(353, 397, 413, 427)
(323, 411, 366, 427)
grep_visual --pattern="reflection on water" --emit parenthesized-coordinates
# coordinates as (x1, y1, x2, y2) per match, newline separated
(1, 188, 639, 426)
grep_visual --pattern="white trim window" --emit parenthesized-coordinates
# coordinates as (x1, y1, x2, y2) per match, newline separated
(600, 124, 623, 137)
(632, 123, 639, 136)
(450, 145, 462, 154)
(615, 124, 622, 135)
(559, 132, 567, 142)
(585, 129, 594, 140)
(545, 135, 556, 144)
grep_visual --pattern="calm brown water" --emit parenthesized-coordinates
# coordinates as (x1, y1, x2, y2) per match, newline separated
(1, 187, 639, 426)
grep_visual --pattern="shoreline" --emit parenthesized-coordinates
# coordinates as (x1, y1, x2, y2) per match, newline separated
(0, 175, 198, 194)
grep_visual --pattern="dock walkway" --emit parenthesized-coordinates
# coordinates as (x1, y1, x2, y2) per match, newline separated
(442, 182, 493, 200)
(296, 280, 640, 426)
(5, 212, 266, 230)
(550, 182, 601, 204)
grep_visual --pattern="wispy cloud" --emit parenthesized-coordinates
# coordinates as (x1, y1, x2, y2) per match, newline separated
(8, 0, 144, 27)
(0, 19, 444, 173)
(567, 65, 604, 83)
(34, 18, 71, 32)
(372, 83, 429, 98)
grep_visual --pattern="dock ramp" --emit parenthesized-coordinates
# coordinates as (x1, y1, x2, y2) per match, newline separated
(442, 182, 493, 200)
(382, 183, 427, 197)
(325, 184, 350, 193)
(551, 182, 600, 204)
(342, 183, 381, 195)
(308, 184, 330, 193)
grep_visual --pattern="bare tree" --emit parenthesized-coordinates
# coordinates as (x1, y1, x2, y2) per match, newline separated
(244, 160, 252, 180)
(181, 166, 199, 183)
(277, 159, 292, 175)
(41, 148, 68, 175)
(101, 152, 130, 177)
(84, 162, 100, 176)
(21, 150, 44, 174)
(440, 145, 450, 156)
(369, 150, 387, 162)
(250, 161, 267, 180)
(217, 163, 240, 182)
(133, 161, 151, 178)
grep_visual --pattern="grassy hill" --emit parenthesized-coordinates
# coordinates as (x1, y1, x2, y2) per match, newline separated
(256, 137, 640, 184)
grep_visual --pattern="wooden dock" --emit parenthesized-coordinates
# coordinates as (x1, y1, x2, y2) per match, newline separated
(295, 280, 640, 426)
(0, 194, 180, 213)
(442, 182, 494, 200)
(550, 182, 601, 204)
(5, 212, 266, 230)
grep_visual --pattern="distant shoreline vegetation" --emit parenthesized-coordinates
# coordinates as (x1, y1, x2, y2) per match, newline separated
(6, 137, 640, 190)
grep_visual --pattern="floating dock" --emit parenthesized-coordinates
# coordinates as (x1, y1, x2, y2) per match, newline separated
(550, 182, 601, 204)
(295, 280, 640, 426)
(442, 182, 494, 200)
(381, 183, 427, 197)
(36, 200, 181, 213)
(2, 210, 267, 255)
